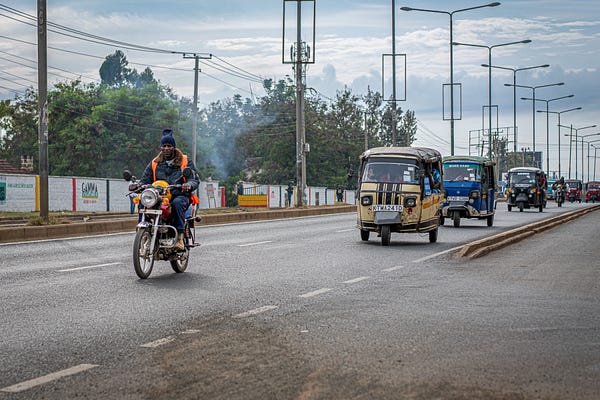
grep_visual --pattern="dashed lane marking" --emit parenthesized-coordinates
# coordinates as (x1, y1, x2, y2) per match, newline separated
(299, 288, 333, 298)
(237, 240, 273, 247)
(343, 276, 370, 284)
(336, 228, 355, 233)
(140, 336, 176, 348)
(58, 262, 122, 272)
(233, 305, 278, 318)
(0, 364, 98, 393)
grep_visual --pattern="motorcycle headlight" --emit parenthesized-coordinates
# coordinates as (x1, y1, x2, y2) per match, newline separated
(140, 188, 160, 207)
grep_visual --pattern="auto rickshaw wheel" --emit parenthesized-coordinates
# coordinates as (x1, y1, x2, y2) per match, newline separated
(507, 204, 512, 212)
(487, 214, 494, 227)
(360, 229, 370, 241)
(440, 215, 445, 225)
(429, 228, 438, 243)
(539, 203, 543, 212)
(519, 203, 524, 212)
(380, 225, 391, 246)
(453, 212, 461, 228)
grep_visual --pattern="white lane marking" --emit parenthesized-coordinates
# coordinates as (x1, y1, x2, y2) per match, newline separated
(179, 329, 201, 334)
(140, 336, 176, 348)
(382, 265, 405, 272)
(299, 288, 333, 298)
(237, 240, 273, 247)
(58, 262, 122, 272)
(233, 305, 278, 318)
(336, 228, 354, 233)
(1, 364, 98, 393)
(343, 276, 370, 284)
(413, 245, 464, 263)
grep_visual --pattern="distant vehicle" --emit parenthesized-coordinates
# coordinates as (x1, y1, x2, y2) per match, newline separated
(442, 156, 496, 227)
(546, 179, 556, 200)
(585, 181, 600, 203)
(565, 179, 583, 203)
(506, 167, 547, 212)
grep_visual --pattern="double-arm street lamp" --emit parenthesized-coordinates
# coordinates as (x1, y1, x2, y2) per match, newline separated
(580, 133, 600, 182)
(483, 64, 549, 166)
(592, 144, 600, 181)
(560, 124, 597, 180)
(400, 2, 501, 155)
(536, 106, 581, 178)
(506, 82, 564, 167)
(453, 39, 531, 160)
(521, 94, 573, 174)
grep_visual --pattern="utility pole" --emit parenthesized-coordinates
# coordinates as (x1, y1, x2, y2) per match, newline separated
(391, 0, 397, 146)
(37, 0, 49, 222)
(282, 0, 315, 207)
(183, 53, 212, 166)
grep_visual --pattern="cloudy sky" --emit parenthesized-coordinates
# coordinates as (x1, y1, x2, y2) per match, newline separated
(1, 0, 599, 176)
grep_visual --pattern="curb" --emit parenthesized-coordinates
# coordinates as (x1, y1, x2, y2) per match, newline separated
(0, 205, 356, 244)
(456, 204, 600, 259)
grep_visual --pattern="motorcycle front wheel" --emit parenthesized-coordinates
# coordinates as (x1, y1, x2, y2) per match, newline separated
(133, 228, 155, 279)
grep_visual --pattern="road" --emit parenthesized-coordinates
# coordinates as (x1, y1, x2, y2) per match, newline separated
(1, 202, 599, 399)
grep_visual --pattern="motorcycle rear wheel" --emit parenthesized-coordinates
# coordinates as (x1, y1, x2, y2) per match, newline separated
(133, 228, 155, 279)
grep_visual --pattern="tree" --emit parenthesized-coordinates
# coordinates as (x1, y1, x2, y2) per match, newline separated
(99, 50, 132, 88)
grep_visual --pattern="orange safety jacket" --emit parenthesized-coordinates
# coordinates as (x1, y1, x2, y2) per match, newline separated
(151, 155, 199, 205)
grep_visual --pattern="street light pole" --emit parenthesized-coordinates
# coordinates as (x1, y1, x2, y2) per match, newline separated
(561, 124, 597, 180)
(521, 94, 573, 174)
(537, 106, 581, 178)
(400, 2, 501, 155)
(580, 133, 600, 182)
(484, 63, 549, 167)
(453, 39, 531, 161)
(585, 140, 600, 182)
(506, 82, 564, 167)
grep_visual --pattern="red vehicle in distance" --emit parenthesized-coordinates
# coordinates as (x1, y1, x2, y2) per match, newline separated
(585, 181, 600, 203)
(565, 179, 583, 203)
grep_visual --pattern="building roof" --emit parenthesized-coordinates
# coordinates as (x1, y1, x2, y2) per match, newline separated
(0, 159, 28, 174)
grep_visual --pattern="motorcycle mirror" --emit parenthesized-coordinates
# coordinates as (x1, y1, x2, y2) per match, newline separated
(182, 167, 193, 178)
(123, 170, 132, 181)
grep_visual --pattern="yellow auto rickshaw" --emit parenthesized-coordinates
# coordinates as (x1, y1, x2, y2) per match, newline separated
(356, 147, 444, 246)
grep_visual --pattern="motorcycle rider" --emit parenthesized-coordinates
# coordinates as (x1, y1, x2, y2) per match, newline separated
(552, 176, 566, 202)
(131, 129, 199, 251)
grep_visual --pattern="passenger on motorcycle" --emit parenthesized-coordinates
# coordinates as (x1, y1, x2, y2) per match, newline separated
(131, 129, 199, 251)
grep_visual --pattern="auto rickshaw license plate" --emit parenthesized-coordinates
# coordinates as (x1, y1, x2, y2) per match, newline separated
(372, 205, 403, 212)
(447, 196, 469, 202)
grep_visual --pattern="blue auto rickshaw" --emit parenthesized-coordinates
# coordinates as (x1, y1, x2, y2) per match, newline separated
(442, 156, 496, 227)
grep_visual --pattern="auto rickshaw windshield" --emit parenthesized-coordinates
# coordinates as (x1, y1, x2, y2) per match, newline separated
(443, 163, 481, 182)
(510, 172, 536, 185)
(362, 161, 419, 184)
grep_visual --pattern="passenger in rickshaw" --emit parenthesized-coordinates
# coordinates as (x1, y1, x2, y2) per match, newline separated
(536, 171, 548, 202)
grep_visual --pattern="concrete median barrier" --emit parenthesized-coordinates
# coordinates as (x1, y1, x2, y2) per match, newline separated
(456, 204, 600, 259)
(0, 205, 356, 244)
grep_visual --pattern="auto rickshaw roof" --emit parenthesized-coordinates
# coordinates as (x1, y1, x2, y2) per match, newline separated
(360, 146, 442, 162)
(442, 155, 495, 166)
(508, 167, 543, 173)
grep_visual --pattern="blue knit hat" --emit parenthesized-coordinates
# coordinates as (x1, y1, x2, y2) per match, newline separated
(160, 129, 176, 147)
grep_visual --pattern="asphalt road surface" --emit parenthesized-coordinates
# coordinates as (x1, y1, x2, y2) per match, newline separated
(1, 202, 599, 399)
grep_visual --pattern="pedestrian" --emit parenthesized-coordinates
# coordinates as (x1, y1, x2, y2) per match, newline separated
(336, 185, 344, 203)
(286, 182, 294, 207)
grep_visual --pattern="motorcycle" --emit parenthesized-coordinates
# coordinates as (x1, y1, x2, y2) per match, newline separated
(123, 168, 201, 279)
(554, 185, 565, 208)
